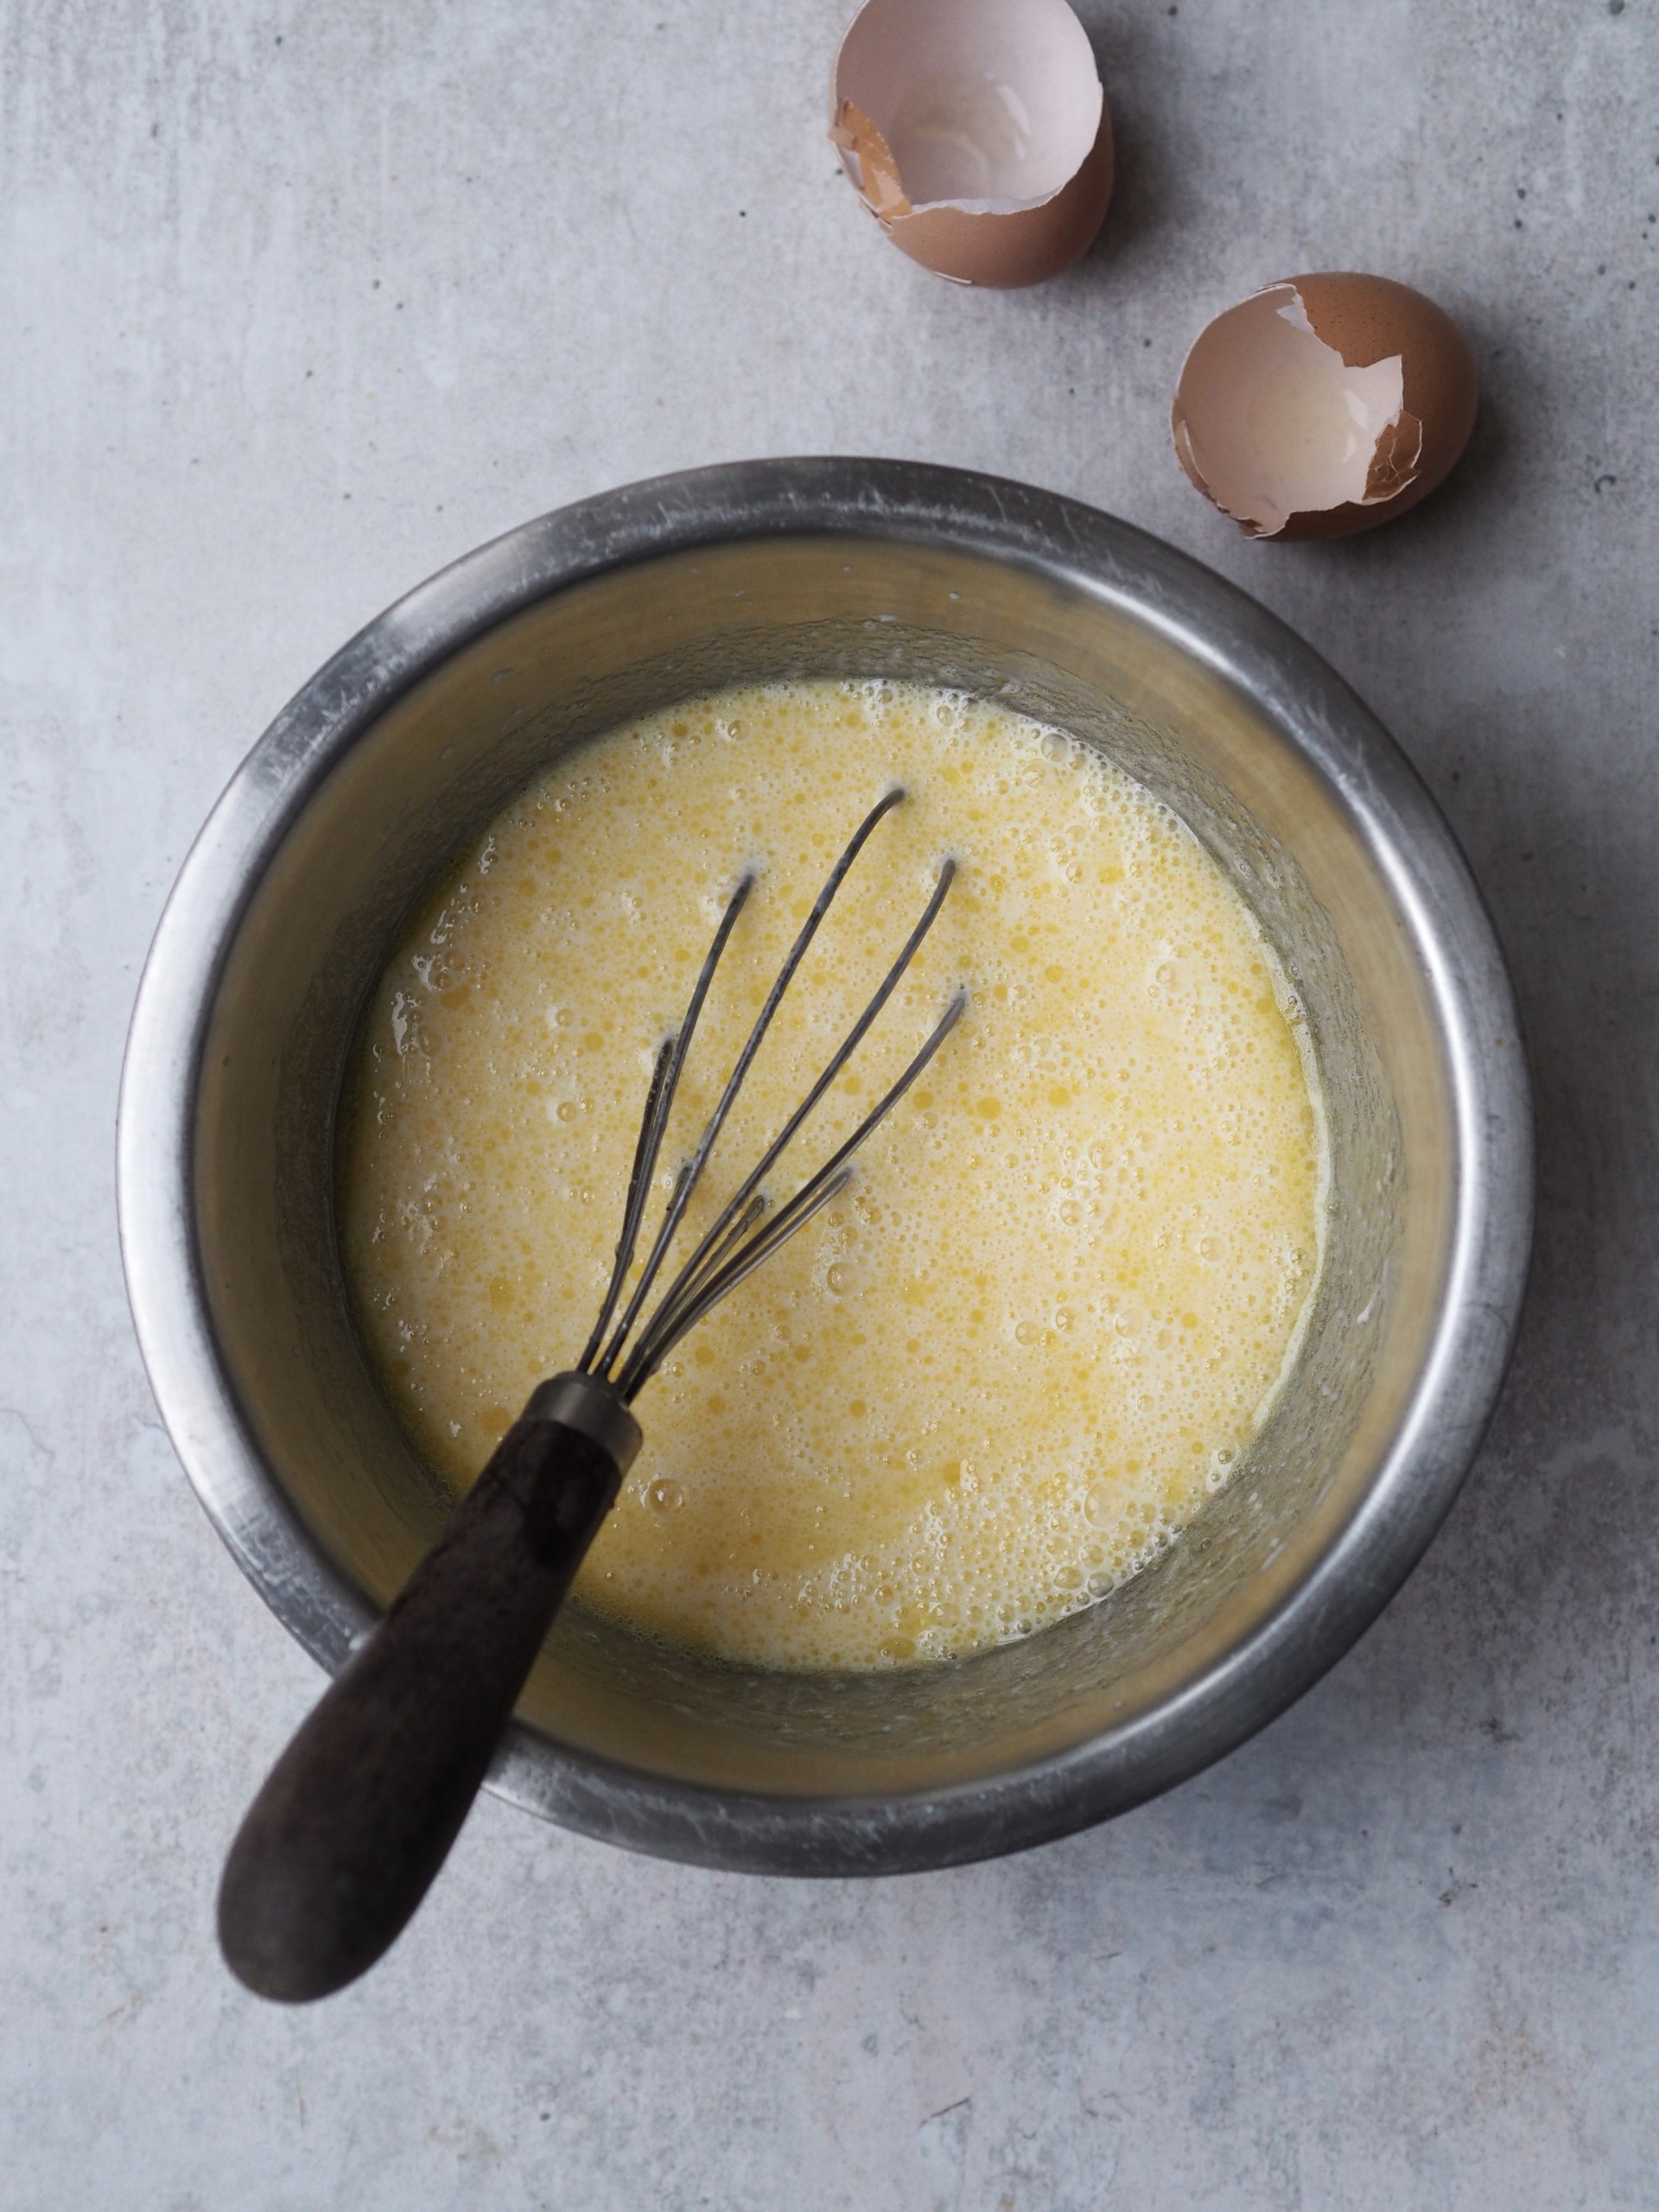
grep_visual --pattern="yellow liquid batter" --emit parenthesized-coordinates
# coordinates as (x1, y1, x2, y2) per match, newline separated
(340, 680, 1324, 1670)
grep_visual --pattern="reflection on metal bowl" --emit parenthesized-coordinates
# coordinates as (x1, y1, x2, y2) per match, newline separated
(118, 458, 1532, 1875)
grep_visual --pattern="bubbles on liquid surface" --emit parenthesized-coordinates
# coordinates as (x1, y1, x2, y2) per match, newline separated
(340, 675, 1325, 1674)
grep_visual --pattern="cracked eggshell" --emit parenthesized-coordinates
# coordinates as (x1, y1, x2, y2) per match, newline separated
(830, 0, 1113, 288)
(1172, 274, 1479, 541)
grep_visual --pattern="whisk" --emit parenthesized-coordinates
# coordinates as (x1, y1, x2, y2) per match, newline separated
(219, 789, 963, 2001)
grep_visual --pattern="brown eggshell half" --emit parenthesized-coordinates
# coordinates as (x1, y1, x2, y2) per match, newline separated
(1172, 273, 1479, 542)
(880, 114, 1113, 289)
(830, 0, 1113, 289)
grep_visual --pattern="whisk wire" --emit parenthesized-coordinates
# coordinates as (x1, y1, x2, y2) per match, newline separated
(619, 986, 966, 1395)
(624, 1170, 856, 1394)
(582, 791, 967, 1403)
(642, 1191, 769, 1338)
(594, 789, 906, 1380)
(658, 785, 904, 1212)
(636, 850, 958, 1361)
(576, 1032, 677, 1371)
(583, 868, 756, 1376)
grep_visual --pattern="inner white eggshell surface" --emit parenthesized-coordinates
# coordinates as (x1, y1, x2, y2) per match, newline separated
(835, 0, 1103, 213)
(1173, 285, 1418, 538)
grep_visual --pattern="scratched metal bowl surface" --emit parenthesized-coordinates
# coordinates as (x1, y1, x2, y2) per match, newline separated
(118, 459, 1532, 1874)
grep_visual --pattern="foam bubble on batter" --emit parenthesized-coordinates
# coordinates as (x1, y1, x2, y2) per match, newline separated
(340, 680, 1325, 1671)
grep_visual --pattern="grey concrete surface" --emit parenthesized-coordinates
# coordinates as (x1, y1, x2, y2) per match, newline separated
(3, 0, 1656, 2204)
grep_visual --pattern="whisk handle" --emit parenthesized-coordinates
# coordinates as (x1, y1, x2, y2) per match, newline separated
(217, 1375, 640, 2003)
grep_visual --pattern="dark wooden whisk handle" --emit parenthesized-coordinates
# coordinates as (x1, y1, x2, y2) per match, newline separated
(217, 1382, 637, 2003)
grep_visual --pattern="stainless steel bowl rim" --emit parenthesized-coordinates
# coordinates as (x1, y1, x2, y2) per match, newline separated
(118, 457, 1533, 1875)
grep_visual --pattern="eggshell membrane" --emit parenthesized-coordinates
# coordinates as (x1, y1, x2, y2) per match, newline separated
(830, 0, 1113, 288)
(1172, 274, 1479, 542)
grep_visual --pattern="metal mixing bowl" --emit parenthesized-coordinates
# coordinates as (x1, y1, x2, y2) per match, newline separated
(118, 458, 1532, 1874)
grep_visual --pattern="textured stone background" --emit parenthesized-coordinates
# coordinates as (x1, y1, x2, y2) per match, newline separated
(3, 1, 1656, 2204)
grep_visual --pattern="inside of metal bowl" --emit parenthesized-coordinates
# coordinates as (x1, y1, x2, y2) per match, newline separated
(193, 532, 1452, 1817)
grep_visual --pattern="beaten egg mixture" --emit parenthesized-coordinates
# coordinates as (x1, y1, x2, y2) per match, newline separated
(340, 680, 1324, 1669)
